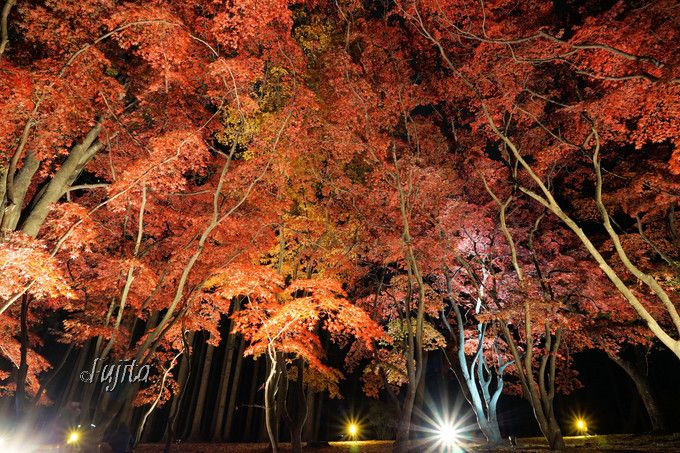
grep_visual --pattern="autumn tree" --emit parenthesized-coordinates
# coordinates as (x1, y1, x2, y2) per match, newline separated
(0, 0, 312, 441)
(397, 0, 680, 361)
(207, 264, 381, 453)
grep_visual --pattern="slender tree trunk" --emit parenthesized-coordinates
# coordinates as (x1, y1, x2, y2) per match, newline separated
(264, 348, 280, 453)
(609, 352, 667, 432)
(119, 398, 135, 427)
(189, 340, 215, 439)
(60, 342, 90, 409)
(34, 343, 73, 405)
(302, 389, 315, 442)
(312, 391, 324, 443)
(179, 335, 205, 439)
(164, 332, 193, 453)
(284, 358, 307, 453)
(211, 331, 234, 439)
(15, 294, 29, 418)
(80, 331, 109, 423)
(274, 353, 288, 447)
(244, 358, 262, 441)
(223, 337, 245, 440)
(164, 332, 193, 441)
(213, 299, 241, 439)
(414, 352, 428, 413)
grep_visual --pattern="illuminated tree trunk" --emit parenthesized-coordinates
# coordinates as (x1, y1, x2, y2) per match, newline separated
(443, 269, 508, 445)
(21, 125, 104, 237)
(264, 347, 280, 453)
(502, 319, 565, 451)
(609, 351, 667, 432)
(392, 152, 427, 453)
(412, 4, 680, 361)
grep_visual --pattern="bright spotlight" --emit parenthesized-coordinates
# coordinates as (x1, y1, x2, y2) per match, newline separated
(438, 423, 458, 446)
(347, 422, 359, 438)
(66, 430, 80, 445)
(575, 418, 588, 433)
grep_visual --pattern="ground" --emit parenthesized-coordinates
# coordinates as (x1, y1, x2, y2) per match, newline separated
(136, 433, 680, 452)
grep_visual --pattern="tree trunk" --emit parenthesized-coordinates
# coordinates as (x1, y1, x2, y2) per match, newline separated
(443, 269, 506, 446)
(189, 340, 215, 439)
(393, 385, 417, 453)
(164, 333, 194, 452)
(164, 332, 193, 442)
(302, 389, 315, 442)
(244, 358, 262, 441)
(609, 351, 667, 432)
(291, 421, 304, 453)
(179, 334, 205, 439)
(499, 317, 564, 452)
(284, 358, 307, 453)
(212, 300, 241, 440)
(15, 294, 29, 418)
(414, 352, 428, 413)
(211, 331, 234, 440)
(312, 391, 324, 443)
(223, 337, 245, 440)
(22, 125, 103, 237)
(543, 411, 564, 451)
(264, 349, 280, 453)
(59, 342, 90, 409)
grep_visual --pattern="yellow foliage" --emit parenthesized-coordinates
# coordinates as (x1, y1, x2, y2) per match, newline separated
(293, 10, 335, 61)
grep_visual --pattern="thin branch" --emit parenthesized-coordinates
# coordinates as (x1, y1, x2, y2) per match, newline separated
(0, 0, 15, 59)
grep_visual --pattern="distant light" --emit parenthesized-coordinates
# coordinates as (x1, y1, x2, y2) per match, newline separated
(67, 431, 80, 445)
(0, 436, 5, 445)
(347, 423, 359, 437)
(438, 423, 458, 446)
(575, 418, 588, 433)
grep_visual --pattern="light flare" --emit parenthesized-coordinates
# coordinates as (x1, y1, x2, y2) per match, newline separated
(66, 430, 80, 445)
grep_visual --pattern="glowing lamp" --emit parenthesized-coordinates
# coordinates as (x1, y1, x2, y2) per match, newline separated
(347, 423, 359, 437)
(66, 430, 80, 445)
(575, 418, 588, 433)
(438, 423, 458, 446)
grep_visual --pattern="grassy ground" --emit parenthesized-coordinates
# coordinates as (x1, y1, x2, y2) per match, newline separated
(136, 433, 680, 452)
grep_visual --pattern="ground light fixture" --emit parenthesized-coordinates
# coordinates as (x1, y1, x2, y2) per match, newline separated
(66, 430, 81, 445)
(347, 422, 359, 438)
(437, 422, 459, 447)
(575, 417, 588, 434)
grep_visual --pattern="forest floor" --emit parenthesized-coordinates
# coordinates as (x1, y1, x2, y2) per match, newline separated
(136, 433, 680, 452)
